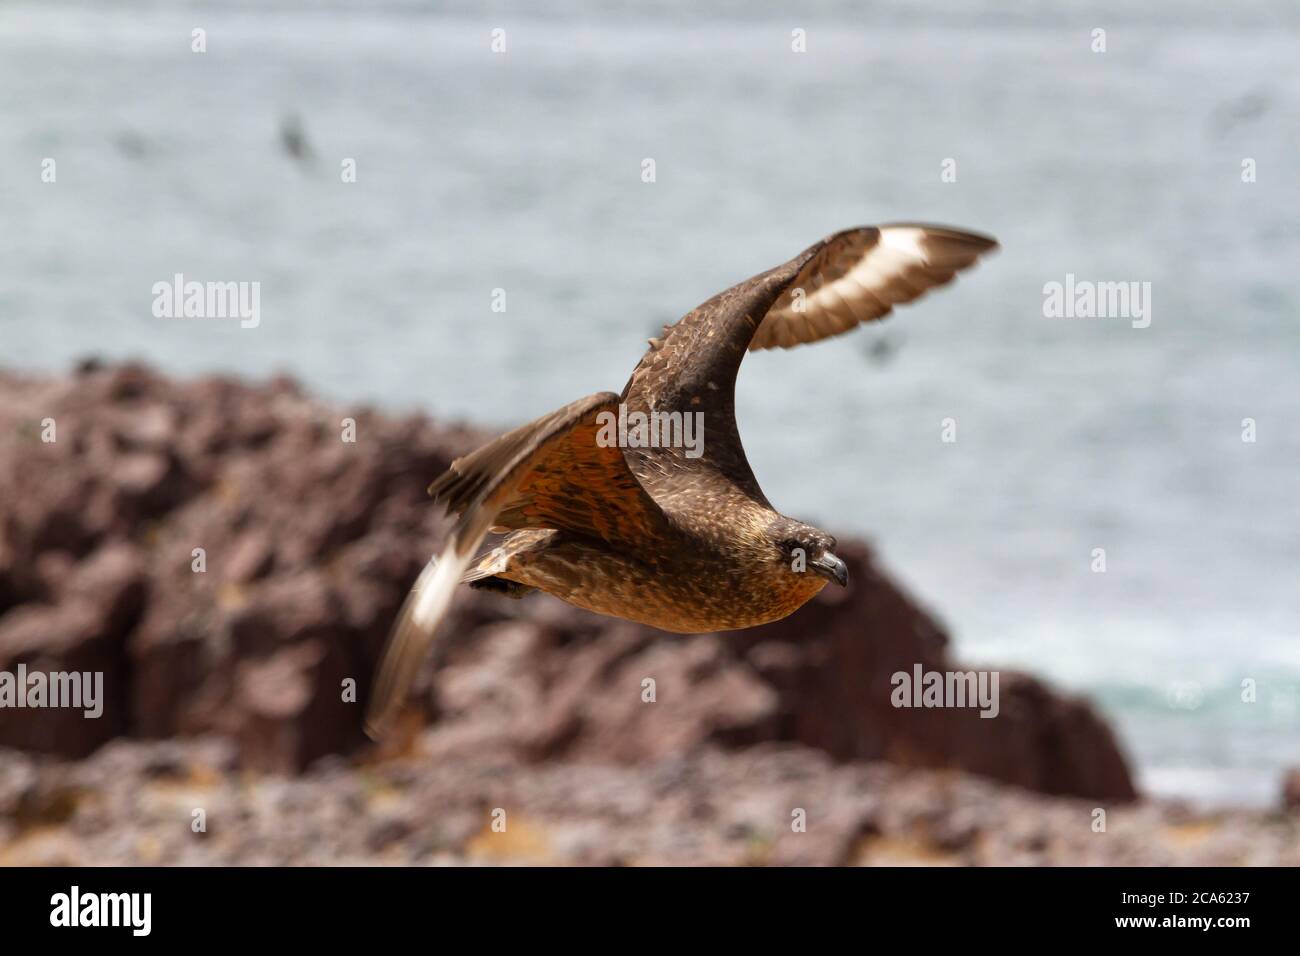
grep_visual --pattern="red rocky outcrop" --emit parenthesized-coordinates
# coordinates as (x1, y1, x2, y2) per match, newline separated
(0, 362, 1136, 800)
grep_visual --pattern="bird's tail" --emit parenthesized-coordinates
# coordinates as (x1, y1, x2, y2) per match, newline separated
(364, 542, 474, 740)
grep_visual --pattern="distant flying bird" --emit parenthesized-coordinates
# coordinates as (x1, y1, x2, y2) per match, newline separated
(1209, 89, 1271, 138)
(366, 224, 998, 737)
(279, 113, 314, 164)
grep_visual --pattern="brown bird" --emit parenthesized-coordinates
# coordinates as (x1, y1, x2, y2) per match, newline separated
(365, 223, 998, 737)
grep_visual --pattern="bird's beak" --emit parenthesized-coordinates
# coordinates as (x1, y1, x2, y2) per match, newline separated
(811, 551, 849, 587)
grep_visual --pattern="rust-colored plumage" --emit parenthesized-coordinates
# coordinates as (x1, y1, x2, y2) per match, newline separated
(366, 223, 998, 737)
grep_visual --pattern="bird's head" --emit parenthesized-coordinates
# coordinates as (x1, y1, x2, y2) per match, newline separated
(766, 518, 848, 588)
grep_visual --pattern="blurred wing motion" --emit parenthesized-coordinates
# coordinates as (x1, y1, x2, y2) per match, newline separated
(748, 224, 998, 350)
(364, 391, 668, 738)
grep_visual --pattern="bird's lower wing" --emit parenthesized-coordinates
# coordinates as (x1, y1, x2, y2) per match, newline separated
(364, 548, 467, 740)
(365, 392, 668, 738)
(748, 224, 998, 350)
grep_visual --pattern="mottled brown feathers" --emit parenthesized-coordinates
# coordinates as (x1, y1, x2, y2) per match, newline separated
(428, 392, 671, 554)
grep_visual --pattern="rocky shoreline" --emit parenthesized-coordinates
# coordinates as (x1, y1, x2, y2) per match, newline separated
(1, 362, 1295, 865)
(4, 737, 1298, 866)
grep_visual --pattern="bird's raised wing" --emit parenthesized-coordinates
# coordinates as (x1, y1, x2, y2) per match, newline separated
(748, 225, 997, 350)
(622, 224, 997, 498)
(366, 392, 670, 738)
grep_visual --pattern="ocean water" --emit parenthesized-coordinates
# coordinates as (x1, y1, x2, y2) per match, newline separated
(2, 0, 1298, 806)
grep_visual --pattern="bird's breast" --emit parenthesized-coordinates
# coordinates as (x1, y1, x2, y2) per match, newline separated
(530, 555, 826, 634)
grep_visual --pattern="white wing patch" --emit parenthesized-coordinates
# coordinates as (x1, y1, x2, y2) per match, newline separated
(364, 536, 480, 740)
(410, 546, 470, 631)
(750, 224, 997, 351)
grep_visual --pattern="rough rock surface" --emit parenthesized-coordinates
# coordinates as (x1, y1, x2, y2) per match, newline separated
(0, 362, 1134, 803)
(1282, 768, 1300, 812)
(2, 738, 1295, 866)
